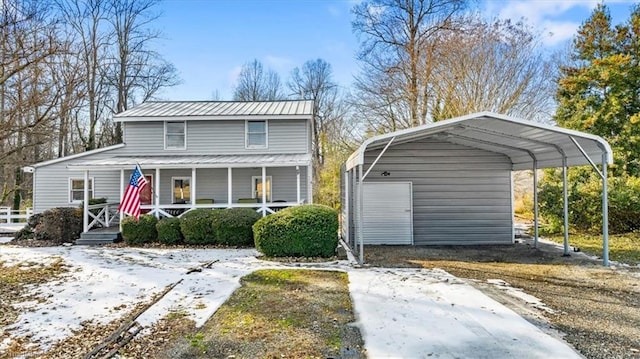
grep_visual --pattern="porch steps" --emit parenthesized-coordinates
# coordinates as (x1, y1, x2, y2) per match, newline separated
(76, 227, 121, 245)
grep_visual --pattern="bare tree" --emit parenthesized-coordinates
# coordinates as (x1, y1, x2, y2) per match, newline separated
(430, 18, 555, 122)
(352, 0, 467, 129)
(233, 59, 284, 101)
(104, 0, 179, 143)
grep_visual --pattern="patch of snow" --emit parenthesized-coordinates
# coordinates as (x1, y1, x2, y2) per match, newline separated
(487, 279, 555, 314)
(0, 237, 13, 243)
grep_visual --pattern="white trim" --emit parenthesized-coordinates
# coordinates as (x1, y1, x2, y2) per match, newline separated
(69, 177, 94, 203)
(251, 175, 272, 202)
(115, 115, 310, 122)
(31, 143, 125, 168)
(164, 120, 187, 150)
(245, 119, 268, 149)
(171, 176, 192, 204)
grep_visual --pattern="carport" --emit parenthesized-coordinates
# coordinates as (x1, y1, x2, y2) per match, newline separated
(342, 112, 612, 265)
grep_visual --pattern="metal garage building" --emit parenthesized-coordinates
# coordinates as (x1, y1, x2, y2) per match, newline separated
(341, 112, 612, 265)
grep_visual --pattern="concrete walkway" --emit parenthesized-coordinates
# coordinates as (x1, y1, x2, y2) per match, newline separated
(349, 267, 582, 359)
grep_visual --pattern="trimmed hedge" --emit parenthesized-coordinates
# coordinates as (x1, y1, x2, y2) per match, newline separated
(156, 217, 183, 245)
(122, 214, 158, 245)
(253, 204, 339, 257)
(180, 209, 216, 245)
(213, 208, 261, 246)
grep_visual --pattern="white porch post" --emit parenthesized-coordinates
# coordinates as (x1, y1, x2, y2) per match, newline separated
(562, 157, 570, 256)
(83, 170, 89, 233)
(227, 167, 232, 208)
(155, 168, 160, 219)
(191, 167, 197, 209)
(602, 153, 609, 266)
(119, 169, 124, 231)
(296, 166, 301, 203)
(261, 166, 267, 217)
(358, 164, 364, 265)
(307, 163, 313, 203)
(533, 160, 539, 248)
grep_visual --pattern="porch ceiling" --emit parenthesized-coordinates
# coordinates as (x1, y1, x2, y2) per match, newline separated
(345, 112, 612, 171)
(67, 153, 311, 171)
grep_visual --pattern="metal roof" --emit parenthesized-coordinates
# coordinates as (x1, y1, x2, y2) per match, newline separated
(25, 144, 126, 169)
(346, 112, 612, 171)
(114, 100, 314, 122)
(67, 153, 311, 170)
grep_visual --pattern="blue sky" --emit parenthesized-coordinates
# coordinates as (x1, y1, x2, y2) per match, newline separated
(153, 0, 637, 101)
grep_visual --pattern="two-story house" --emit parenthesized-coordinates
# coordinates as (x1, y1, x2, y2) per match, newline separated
(25, 100, 313, 242)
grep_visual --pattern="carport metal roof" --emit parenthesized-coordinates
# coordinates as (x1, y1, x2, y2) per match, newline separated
(346, 112, 612, 171)
(344, 112, 612, 266)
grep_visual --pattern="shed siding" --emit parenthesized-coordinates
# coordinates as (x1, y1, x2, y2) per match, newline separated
(122, 119, 308, 155)
(363, 138, 512, 245)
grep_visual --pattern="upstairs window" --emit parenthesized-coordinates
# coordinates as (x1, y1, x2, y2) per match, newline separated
(246, 120, 267, 148)
(165, 121, 186, 150)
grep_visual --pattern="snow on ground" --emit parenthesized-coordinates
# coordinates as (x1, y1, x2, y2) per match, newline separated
(0, 237, 13, 243)
(348, 267, 582, 359)
(1, 245, 582, 357)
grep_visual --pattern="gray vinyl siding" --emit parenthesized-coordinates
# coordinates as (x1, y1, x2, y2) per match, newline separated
(129, 167, 308, 204)
(33, 150, 123, 213)
(362, 138, 512, 245)
(122, 119, 308, 155)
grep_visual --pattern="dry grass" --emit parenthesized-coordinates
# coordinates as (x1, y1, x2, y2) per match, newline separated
(161, 269, 364, 359)
(364, 241, 640, 359)
(0, 258, 68, 359)
(546, 232, 640, 265)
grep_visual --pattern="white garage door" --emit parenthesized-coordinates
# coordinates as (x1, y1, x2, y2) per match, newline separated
(362, 182, 413, 245)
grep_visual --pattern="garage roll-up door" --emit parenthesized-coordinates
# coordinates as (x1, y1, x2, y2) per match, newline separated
(362, 182, 413, 245)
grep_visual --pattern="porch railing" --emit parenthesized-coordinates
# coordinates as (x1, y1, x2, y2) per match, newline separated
(87, 202, 120, 230)
(0, 207, 33, 223)
(141, 201, 301, 219)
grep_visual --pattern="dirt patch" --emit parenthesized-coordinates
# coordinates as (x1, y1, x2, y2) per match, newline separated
(363, 237, 640, 359)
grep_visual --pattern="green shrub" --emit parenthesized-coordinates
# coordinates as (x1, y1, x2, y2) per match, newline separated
(180, 209, 215, 245)
(213, 208, 261, 246)
(122, 214, 158, 245)
(253, 204, 339, 257)
(34, 207, 83, 244)
(156, 217, 183, 245)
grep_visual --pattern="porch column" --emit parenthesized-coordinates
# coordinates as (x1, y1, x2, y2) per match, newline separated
(155, 168, 160, 219)
(191, 167, 197, 209)
(227, 167, 232, 208)
(562, 157, 570, 256)
(83, 170, 89, 233)
(533, 160, 539, 248)
(119, 169, 124, 231)
(358, 164, 364, 265)
(602, 153, 609, 266)
(307, 163, 313, 203)
(261, 166, 267, 217)
(296, 166, 301, 203)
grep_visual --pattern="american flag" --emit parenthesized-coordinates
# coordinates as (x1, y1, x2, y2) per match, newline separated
(118, 165, 147, 219)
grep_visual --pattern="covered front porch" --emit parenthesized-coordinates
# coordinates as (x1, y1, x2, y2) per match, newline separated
(68, 154, 312, 235)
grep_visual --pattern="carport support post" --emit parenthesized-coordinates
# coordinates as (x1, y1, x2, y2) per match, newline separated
(602, 153, 609, 266)
(358, 164, 364, 265)
(562, 157, 570, 256)
(533, 160, 539, 248)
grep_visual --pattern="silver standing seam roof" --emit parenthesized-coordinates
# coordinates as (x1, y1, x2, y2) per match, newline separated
(113, 100, 314, 121)
(346, 112, 613, 171)
(67, 153, 312, 171)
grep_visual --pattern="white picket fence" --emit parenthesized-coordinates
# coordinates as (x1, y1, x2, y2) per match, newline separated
(0, 207, 33, 223)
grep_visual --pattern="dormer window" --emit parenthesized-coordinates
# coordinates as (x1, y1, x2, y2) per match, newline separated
(246, 120, 267, 148)
(165, 121, 186, 150)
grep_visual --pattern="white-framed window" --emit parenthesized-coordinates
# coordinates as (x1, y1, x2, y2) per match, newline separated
(171, 177, 191, 204)
(165, 121, 186, 150)
(246, 120, 267, 148)
(252, 176, 272, 202)
(69, 178, 94, 203)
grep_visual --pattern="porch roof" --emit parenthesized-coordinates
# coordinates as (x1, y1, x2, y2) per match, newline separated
(67, 153, 311, 171)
